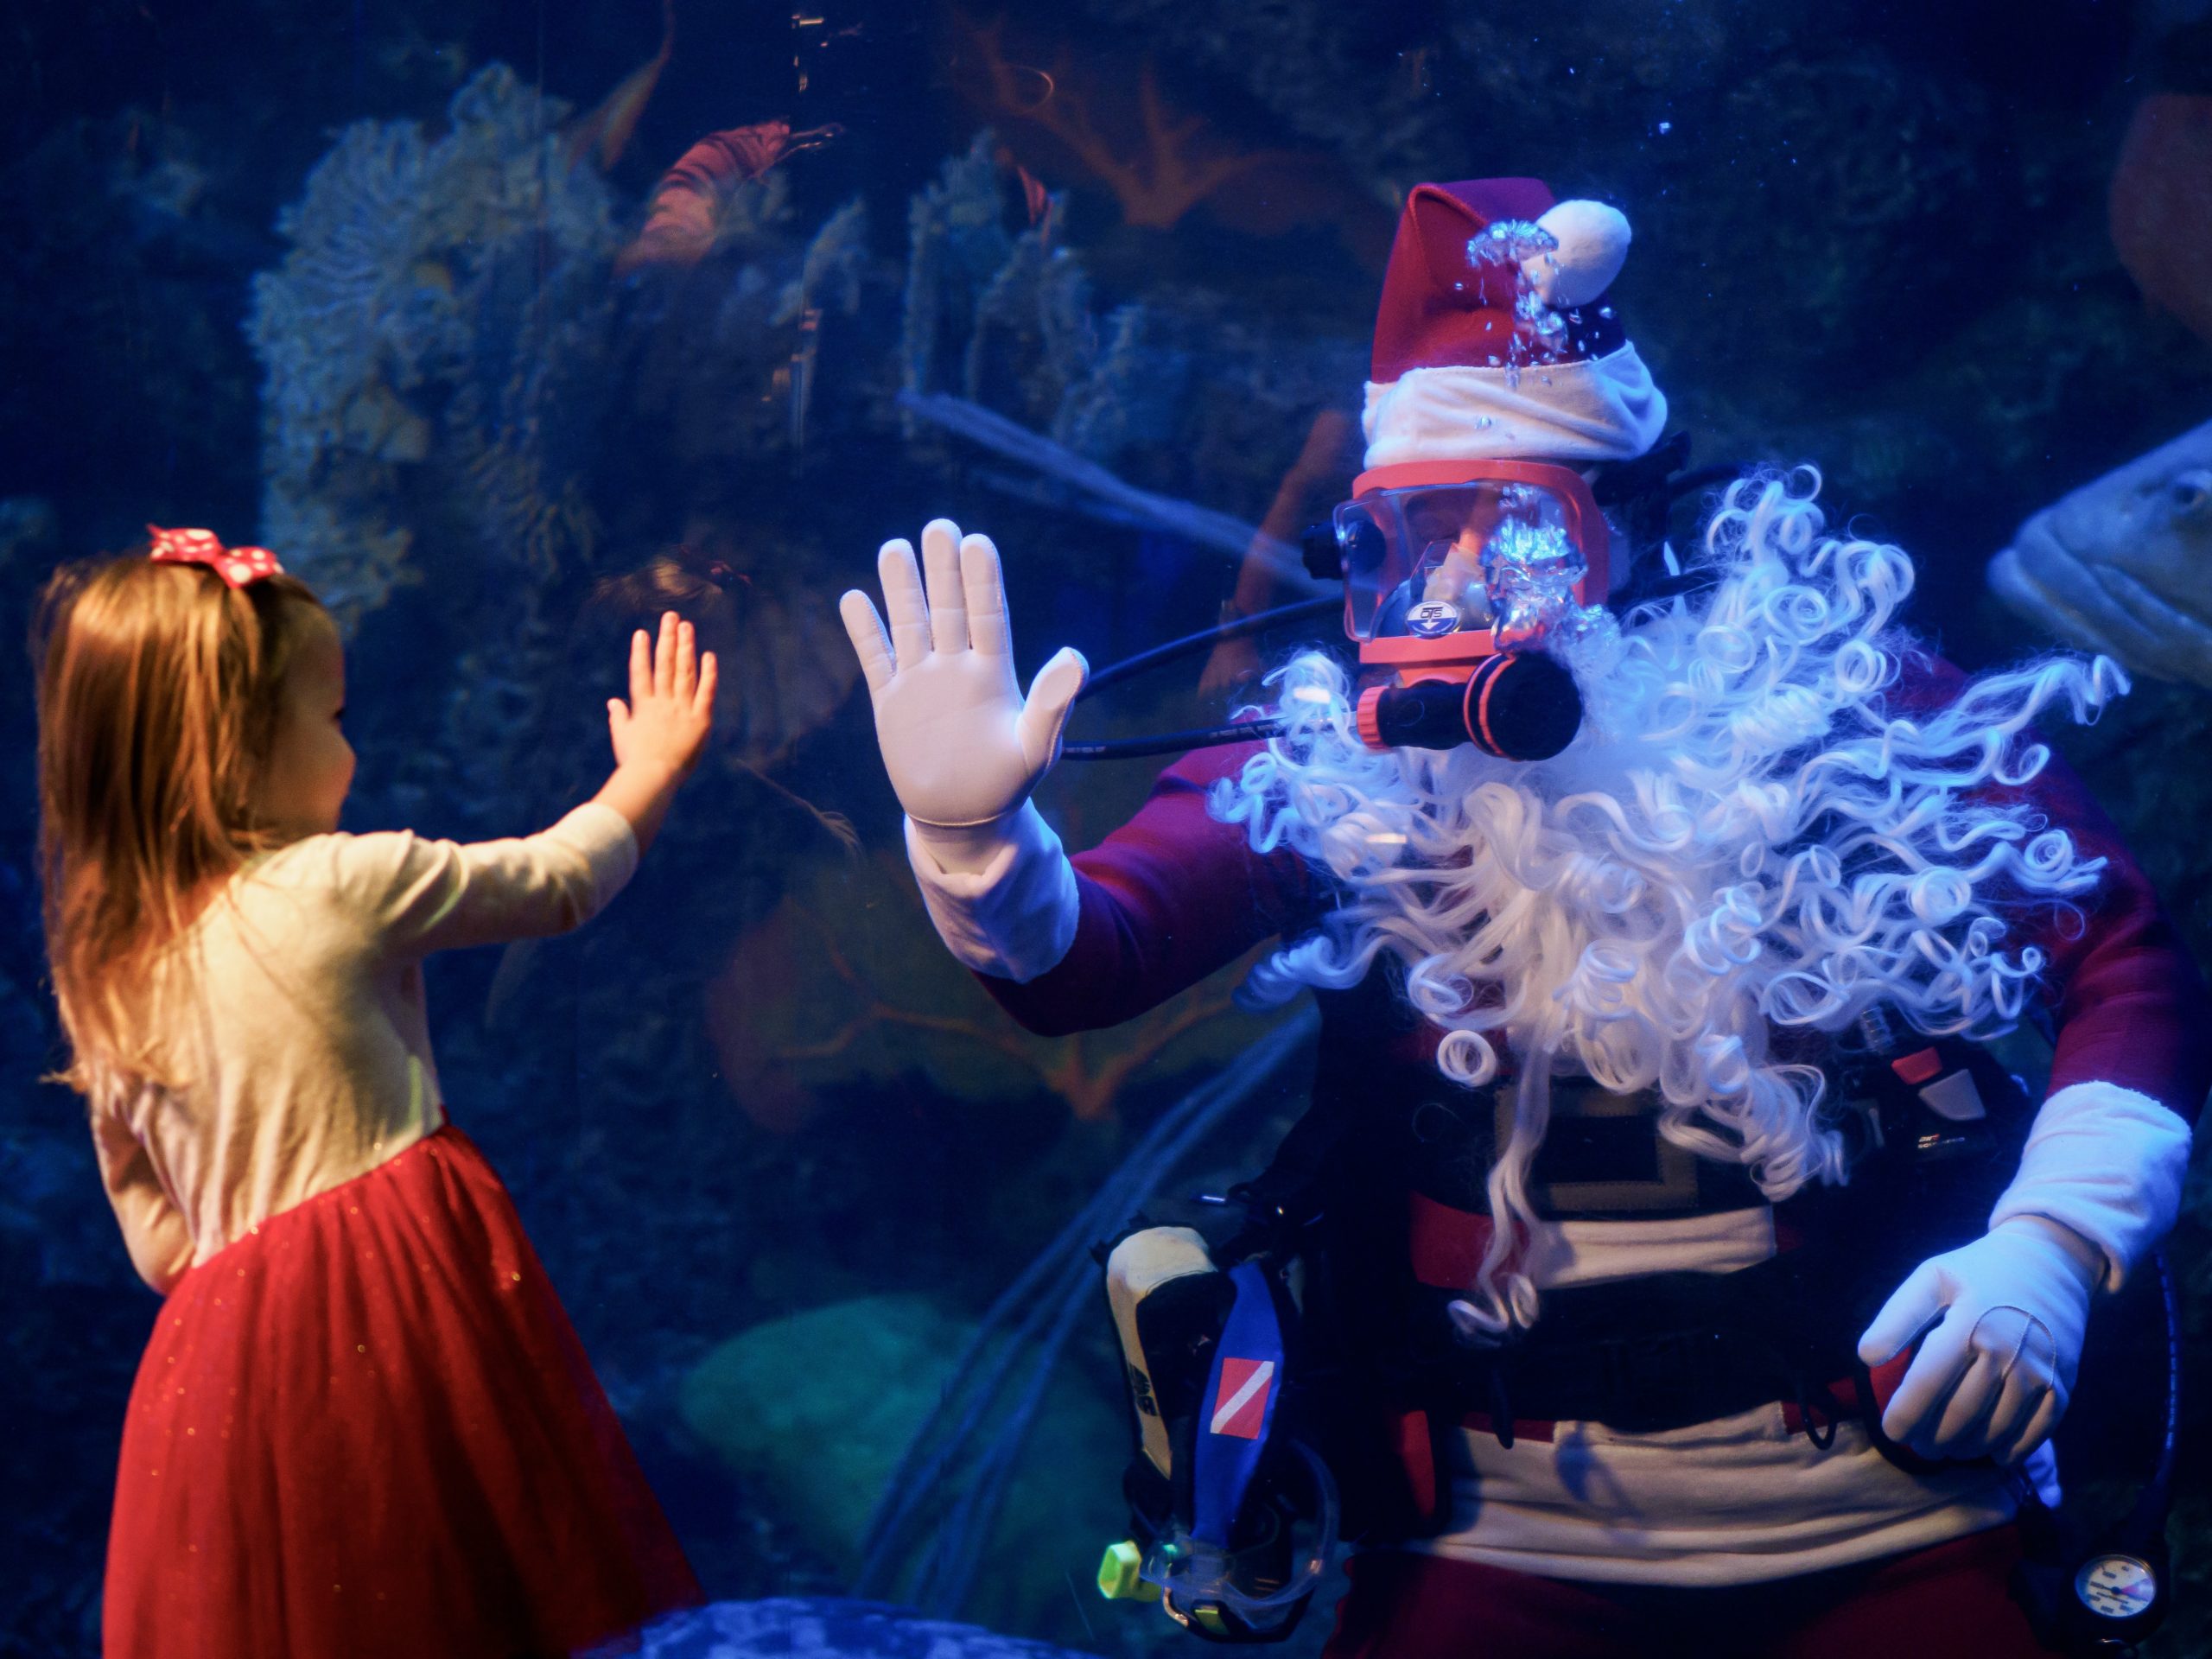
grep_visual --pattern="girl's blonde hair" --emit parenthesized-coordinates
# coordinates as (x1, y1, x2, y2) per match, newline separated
(35, 550, 328, 1095)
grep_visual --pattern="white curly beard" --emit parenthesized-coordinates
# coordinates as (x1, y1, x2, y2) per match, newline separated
(1210, 469, 2126, 1333)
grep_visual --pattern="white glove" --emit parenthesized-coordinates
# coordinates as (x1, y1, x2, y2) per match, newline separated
(1856, 1214, 2102, 1465)
(839, 518, 1087, 874)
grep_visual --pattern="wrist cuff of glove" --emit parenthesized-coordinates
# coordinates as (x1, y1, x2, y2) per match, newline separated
(1989, 1213, 2106, 1290)
(908, 810, 1028, 875)
(906, 802, 1080, 982)
(1989, 1080, 2193, 1294)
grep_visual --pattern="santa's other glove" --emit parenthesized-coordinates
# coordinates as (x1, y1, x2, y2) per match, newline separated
(839, 518, 1088, 874)
(1857, 1214, 2101, 1465)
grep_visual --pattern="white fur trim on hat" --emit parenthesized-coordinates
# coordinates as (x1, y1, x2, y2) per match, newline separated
(1361, 344, 1669, 468)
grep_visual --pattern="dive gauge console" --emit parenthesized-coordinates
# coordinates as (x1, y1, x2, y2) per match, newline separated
(2073, 1549, 2164, 1644)
(2011, 1249, 2179, 1656)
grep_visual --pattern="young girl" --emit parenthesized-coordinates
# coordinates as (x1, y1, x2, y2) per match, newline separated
(37, 528, 715, 1658)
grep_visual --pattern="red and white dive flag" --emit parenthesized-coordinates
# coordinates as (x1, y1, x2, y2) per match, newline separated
(1210, 1357, 1275, 1440)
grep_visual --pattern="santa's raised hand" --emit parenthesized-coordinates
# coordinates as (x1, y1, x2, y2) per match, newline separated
(840, 518, 1088, 874)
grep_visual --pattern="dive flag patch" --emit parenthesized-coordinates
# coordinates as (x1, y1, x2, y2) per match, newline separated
(1209, 1357, 1274, 1440)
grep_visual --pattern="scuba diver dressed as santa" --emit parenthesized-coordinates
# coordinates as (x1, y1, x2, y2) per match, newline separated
(839, 179, 2212, 1656)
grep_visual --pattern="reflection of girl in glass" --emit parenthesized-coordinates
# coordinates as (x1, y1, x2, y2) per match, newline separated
(1373, 484, 1579, 644)
(35, 535, 713, 1659)
(1370, 490, 1503, 640)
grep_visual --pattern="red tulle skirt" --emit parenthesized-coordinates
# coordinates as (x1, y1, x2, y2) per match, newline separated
(104, 1125, 701, 1659)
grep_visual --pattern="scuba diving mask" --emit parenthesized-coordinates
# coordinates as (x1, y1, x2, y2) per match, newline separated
(1055, 438, 1718, 766)
(1328, 460, 1610, 762)
(1336, 460, 1611, 669)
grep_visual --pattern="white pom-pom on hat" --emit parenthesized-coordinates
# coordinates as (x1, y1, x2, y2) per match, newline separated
(1522, 200, 1630, 308)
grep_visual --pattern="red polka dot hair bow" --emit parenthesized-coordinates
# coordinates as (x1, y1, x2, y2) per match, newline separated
(147, 525, 283, 588)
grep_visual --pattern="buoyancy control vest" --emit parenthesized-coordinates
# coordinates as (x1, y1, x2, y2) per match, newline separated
(1095, 966, 2050, 1639)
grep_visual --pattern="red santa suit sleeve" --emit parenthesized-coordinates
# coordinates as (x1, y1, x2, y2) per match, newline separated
(919, 698, 2208, 1082)
(2005, 734, 2211, 1122)
(1868, 653, 2208, 1289)
(1974, 725, 2207, 1287)
(1885, 653, 2210, 1121)
(904, 741, 1313, 1035)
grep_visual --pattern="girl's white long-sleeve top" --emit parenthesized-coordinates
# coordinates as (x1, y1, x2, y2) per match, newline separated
(89, 804, 638, 1293)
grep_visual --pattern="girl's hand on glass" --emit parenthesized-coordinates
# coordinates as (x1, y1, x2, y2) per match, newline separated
(608, 611, 717, 783)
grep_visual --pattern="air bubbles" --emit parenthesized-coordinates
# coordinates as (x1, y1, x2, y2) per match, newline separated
(1461, 218, 1578, 382)
(1467, 219, 1557, 270)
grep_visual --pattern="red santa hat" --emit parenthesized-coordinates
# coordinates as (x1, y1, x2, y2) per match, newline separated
(1362, 178, 1668, 473)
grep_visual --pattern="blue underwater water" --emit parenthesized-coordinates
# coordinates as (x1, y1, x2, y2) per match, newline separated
(3, 3, 2212, 1656)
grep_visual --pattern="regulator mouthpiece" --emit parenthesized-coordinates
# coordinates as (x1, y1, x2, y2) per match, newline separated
(1355, 652, 1582, 761)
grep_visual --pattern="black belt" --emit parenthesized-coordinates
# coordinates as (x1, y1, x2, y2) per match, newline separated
(1398, 1249, 1869, 1438)
(1406, 1079, 1768, 1220)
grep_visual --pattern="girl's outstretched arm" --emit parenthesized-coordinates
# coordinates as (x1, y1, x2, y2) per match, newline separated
(594, 610, 719, 855)
(327, 612, 716, 961)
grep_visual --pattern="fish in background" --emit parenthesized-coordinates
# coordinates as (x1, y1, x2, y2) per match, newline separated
(567, 0, 677, 173)
(1985, 416, 2212, 689)
(615, 119, 842, 274)
(2110, 92, 2212, 349)
(959, 19, 1393, 267)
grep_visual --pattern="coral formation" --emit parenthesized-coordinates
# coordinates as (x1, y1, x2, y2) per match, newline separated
(963, 210, 1094, 433)
(249, 66, 621, 626)
(897, 133, 1359, 524)
(965, 22, 1295, 231)
(900, 136, 1021, 417)
(679, 1294, 1126, 1636)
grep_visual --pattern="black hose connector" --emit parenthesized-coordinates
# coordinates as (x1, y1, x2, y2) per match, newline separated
(1300, 523, 1344, 582)
(1356, 652, 1582, 761)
